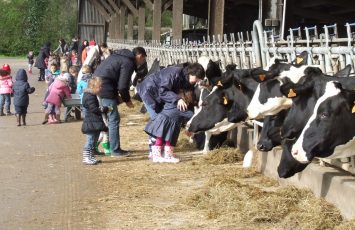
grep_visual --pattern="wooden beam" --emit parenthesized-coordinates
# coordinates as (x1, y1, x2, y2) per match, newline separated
(163, 0, 173, 11)
(88, 0, 111, 21)
(143, 0, 153, 10)
(121, 0, 138, 16)
(119, 4, 126, 39)
(152, 0, 162, 41)
(107, 0, 120, 14)
(100, 0, 115, 15)
(138, 5, 145, 41)
(172, 0, 183, 40)
(127, 13, 133, 40)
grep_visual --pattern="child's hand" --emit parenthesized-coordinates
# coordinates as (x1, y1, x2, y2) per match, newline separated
(177, 99, 187, 111)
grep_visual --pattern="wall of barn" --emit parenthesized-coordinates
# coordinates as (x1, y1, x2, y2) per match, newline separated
(78, 0, 106, 44)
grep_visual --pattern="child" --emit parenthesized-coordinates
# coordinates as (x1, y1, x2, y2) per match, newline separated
(27, 51, 34, 74)
(42, 73, 71, 124)
(70, 50, 78, 66)
(64, 66, 79, 121)
(144, 90, 195, 163)
(45, 63, 60, 86)
(0, 64, 14, 116)
(60, 53, 69, 73)
(81, 77, 108, 165)
(12, 69, 35, 126)
(76, 65, 92, 101)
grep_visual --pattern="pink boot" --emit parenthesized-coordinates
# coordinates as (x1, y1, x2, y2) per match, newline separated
(163, 146, 180, 163)
(152, 145, 164, 163)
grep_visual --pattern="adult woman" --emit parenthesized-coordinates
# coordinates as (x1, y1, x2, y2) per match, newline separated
(34, 42, 51, 81)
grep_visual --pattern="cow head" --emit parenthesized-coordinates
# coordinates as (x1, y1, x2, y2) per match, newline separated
(257, 109, 288, 152)
(291, 81, 355, 162)
(277, 139, 309, 178)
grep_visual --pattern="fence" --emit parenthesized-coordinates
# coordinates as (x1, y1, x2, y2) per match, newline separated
(107, 20, 355, 174)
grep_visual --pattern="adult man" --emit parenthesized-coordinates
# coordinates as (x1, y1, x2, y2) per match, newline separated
(93, 47, 147, 157)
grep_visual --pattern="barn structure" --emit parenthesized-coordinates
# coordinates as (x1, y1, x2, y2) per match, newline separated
(78, 0, 355, 43)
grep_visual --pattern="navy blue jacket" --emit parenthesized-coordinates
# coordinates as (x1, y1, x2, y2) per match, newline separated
(81, 90, 107, 134)
(94, 49, 135, 102)
(137, 66, 192, 112)
(34, 44, 50, 69)
(13, 69, 35, 107)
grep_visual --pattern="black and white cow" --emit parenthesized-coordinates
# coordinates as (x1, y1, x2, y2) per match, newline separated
(277, 76, 355, 178)
(246, 52, 315, 119)
(257, 109, 289, 152)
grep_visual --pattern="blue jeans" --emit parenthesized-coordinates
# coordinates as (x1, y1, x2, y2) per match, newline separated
(101, 98, 121, 153)
(0, 94, 11, 112)
(84, 132, 100, 151)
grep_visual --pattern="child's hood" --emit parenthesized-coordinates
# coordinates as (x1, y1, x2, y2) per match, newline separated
(16, 69, 27, 82)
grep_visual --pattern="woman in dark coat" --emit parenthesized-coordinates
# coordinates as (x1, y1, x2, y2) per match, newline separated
(137, 63, 205, 163)
(81, 77, 108, 165)
(34, 42, 50, 81)
(12, 69, 35, 126)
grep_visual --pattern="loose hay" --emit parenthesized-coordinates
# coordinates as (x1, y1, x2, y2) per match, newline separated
(203, 147, 244, 164)
(186, 167, 345, 229)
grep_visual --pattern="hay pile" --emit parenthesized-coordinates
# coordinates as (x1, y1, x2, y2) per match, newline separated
(203, 148, 244, 165)
(186, 167, 344, 229)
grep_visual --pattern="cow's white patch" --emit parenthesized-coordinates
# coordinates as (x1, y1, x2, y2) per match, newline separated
(198, 56, 210, 71)
(278, 65, 310, 83)
(291, 81, 341, 163)
(208, 118, 238, 134)
(263, 56, 284, 70)
(243, 148, 256, 168)
(247, 84, 292, 119)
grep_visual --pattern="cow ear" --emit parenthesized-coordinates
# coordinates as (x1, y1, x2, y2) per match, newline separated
(334, 64, 351, 78)
(292, 51, 308, 65)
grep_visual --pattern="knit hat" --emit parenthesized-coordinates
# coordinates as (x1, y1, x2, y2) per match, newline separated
(89, 40, 96, 46)
(2, 64, 11, 72)
(58, 73, 71, 82)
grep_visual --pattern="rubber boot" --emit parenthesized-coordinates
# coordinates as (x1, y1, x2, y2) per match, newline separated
(55, 114, 61, 123)
(22, 114, 26, 126)
(0, 109, 5, 116)
(163, 145, 180, 163)
(102, 142, 111, 155)
(42, 113, 49, 124)
(152, 145, 164, 163)
(82, 149, 97, 165)
(16, 114, 21, 126)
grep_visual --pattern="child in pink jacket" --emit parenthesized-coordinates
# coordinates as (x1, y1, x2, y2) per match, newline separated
(42, 73, 71, 124)
(0, 64, 14, 116)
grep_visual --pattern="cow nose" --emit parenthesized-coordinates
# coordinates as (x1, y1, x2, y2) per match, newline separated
(257, 143, 265, 151)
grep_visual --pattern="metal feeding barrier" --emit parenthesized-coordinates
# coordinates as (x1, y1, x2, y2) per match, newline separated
(108, 20, 355, 174)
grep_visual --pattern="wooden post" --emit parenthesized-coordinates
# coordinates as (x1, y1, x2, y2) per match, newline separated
(119, 5, 126, 39)
(152, 0, 162, 41)
(172, 0, 183, 41)
(138, 5, 145, 41)
(127, 13, 133, 40)
(208, 0, 225, 36)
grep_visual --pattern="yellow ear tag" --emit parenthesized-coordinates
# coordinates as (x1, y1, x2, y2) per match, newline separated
(288, 89, 297, 98)
(352, 103, 355, 113)
(259, 74, 266, 81)
(223, 96, 228, 105)
(296, 57, 303, 64)
(217, 81, 223, 87)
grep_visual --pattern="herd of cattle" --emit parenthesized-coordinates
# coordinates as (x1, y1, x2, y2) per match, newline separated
(135, 51, 355, 179)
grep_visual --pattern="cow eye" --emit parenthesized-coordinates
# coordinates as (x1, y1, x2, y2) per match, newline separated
(319, 112, 329, 120)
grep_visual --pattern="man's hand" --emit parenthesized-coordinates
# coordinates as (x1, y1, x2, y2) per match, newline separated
(177, 99, 187, 111)
(117, 95, 123, 104)
(126, 100, 134, 108)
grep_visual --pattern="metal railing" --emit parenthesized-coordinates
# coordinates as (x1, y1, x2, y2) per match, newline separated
(108, 20, 355, 174)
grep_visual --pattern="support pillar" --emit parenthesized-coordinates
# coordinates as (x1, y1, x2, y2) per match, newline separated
(138, 5, 145, 41)
(172, 0, 183, 41)
(119, 5, 126, 39)
(152, 0, 162, 41)
(127, 13, 133, 40)
(110, 14, 119, 39)
(208, 0, 225, 36)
